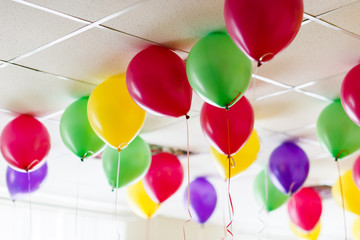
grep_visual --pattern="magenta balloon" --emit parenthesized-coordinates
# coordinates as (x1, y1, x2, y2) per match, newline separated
(6, 163, 48, 201)
(268, 142, 309, 194)
(126, 45, 192, 117)
(353, 155, 360, 189)
(200, 96, 254, 155)
(0, 115, 50, 171)
(184, 177, 217, 224)
(341, 64, 360, 126)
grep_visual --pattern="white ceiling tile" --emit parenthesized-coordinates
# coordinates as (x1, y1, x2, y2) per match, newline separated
(0, 1, 84, 60)
(304, 0, 359, 15)
(322, 1, 360, 35)
(0, 64, 94, 116)
(15, 28, 181, 84)
(104, 0, 225, 52)
(258, 22, 360, 86)
(254, 91, 329, 132)
(26, 0, 138, 22)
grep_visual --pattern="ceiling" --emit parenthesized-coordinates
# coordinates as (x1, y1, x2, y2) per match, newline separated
(1, 0, 360, 239)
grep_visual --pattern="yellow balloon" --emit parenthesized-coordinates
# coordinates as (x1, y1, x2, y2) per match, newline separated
(353, 217, 360, 240)
(332, 170, 360, 215)
(290, 221, 321, 240)
(87, 74, 145, 149)
(210, 129, 260, 179)
(126, 180, 160, 219)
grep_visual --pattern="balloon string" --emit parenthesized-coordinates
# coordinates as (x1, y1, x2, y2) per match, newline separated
(225, 107, 234, 238)
(252, 64, 260, 105)
(336, 158, 348, 240)
(146, 218, 150, 240)
(75, 160, 82, 239)
(27, 171, 32, 240)
(198, 225, 204, 240)
(183, 115, 192, 240)
(257, 170, 269, 239)
(115, 148, 121, 239)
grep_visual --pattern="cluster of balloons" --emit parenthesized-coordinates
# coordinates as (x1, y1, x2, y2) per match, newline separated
(0, 115, 51, 199)
(252, 142, 317, 239)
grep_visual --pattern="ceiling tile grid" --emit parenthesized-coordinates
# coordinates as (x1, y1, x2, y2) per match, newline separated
(0, 0, 85, 61)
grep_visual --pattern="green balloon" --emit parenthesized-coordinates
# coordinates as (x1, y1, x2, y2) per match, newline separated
(186, 32, 252, 108)
(60, 97, 105, 159)
(317, 100, 360, 159)
(253, 168, 289, 212)
(102, 136, 151, 189)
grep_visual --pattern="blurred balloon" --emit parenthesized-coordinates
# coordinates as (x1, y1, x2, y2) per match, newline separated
(6, 163, 48, 201)
(127, 180, 160, 219)
(184, 177, 217, 224)
(210, 129, 260, 179)
(102, 136, 151, 189)
(126, 45, 192, 117)
(60, 97, 105, 160)
(332, 170, 360, 215)
(201, 96, 254, 155)
(144, 153, 184, 203)
(288, 187, 322, 231)
(268, 141, 309, 194)
(0, 115, 50, 171)
(353, 216, 360, 240)
(87, 74, 145, 149)
(186, 32, 252, 108)
(290, 221, 321, 240)
(341, 64, 360, 126)
(353, 155, 360, 190)
(253, 168, 289, 212)
(317, 100, 360, 160)
(224, 0, 303, 63)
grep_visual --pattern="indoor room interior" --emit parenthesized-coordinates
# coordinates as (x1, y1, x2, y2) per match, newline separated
(1, 0, 360, 239)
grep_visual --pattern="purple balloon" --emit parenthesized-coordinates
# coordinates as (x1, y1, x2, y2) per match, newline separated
(184, 177, 217, 224)
(6, 163, 48, 201)
(268, 141, 309, 194)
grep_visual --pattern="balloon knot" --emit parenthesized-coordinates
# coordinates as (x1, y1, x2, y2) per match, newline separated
(185, 114, 190, 120)
(80, 158, 84, 162)
(117, 148, 121, 153)
(257, 61, 262, 67)
(225, 106, 229, 111)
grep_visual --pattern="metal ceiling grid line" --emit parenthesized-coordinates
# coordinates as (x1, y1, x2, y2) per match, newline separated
(255, 89, 293, 101)
(0, 60, 97, 86)
(303, 12, 360, 40)
(12, 0, 90, 24)
(294, 88, 333, 102)
(286, 123, 316, 134)
(252, 74, 293, 89)
(4, 0, 147, 66)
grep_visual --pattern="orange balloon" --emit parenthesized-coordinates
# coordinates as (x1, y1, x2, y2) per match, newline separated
(210, 129, 260, 179)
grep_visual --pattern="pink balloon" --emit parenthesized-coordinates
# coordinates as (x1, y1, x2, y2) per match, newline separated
(200, 96, 254, 155)
(0, 115, 50, 171)
(126, 45, 192, 117)
(353, 155, 360, 189)
(224, 0, 303, 63)
(143, 153, 184, 203)
(341, 64, 360, 126)
(288, 187, 322, 231)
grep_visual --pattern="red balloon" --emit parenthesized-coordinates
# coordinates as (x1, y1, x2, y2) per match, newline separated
(353, 155, 360, 190)
(288, 187, 322, 231)
(341, 64, 360, 126)
(143, 152, 184, 203)
(200, 96, 254, 155)
(0, 115, 50, 171)
(224, 0, 303, 63)
(126, 45, 192, 117)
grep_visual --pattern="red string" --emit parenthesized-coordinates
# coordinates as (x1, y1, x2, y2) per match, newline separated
(225, 107, 234, 238)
